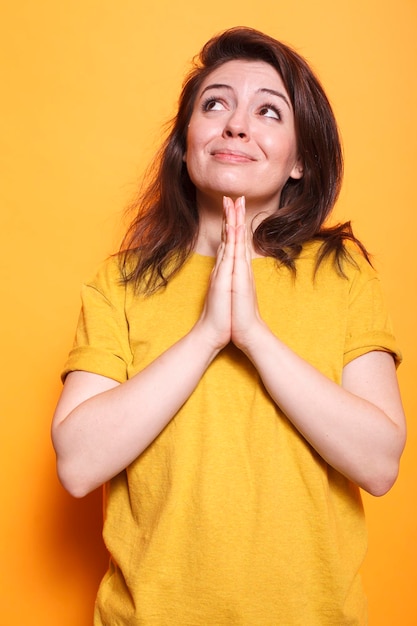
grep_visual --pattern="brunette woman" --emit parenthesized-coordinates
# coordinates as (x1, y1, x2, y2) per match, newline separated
(52, 27, 406, 625)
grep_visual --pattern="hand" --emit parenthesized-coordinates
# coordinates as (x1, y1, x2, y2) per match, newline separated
(196, 196, 234, 350)
(197, 196, 263, 353)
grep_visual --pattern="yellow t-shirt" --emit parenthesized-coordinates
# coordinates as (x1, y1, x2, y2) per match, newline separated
(63, 242, 401, 626)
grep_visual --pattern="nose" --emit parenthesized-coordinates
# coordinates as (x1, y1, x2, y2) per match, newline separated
(222, 107, 250, 140)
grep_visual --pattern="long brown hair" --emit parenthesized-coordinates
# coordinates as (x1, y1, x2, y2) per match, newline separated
(120, 26, 369, 293)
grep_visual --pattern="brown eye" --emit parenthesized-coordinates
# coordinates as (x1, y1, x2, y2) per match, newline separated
(202, 97, 225, 112)
(259, 105, 281, 120)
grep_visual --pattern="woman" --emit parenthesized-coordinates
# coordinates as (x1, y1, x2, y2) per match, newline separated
(52, 27, 406, 625)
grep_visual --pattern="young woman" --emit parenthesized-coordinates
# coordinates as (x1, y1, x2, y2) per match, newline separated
(52, 27, 406, 625)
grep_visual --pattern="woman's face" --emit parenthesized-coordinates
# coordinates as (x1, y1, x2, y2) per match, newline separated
(184, 59, 303, 211)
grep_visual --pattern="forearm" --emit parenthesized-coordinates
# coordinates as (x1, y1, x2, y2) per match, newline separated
(240, 323, 405, 495)
(53, 323, 219, 497)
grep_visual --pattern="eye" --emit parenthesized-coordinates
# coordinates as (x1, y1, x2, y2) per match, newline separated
(201, 97, 226, 112)
(259, 104, 282, 120)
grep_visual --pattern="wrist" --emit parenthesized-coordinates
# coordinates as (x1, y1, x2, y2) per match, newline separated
(233, 318, 271, 359)
(190, 318, 229, 361)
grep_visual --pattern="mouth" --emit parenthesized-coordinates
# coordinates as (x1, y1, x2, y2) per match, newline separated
(210, 148, 256, 163)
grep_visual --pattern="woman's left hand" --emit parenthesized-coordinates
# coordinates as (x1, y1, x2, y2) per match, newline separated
(223, 196, 406, 495)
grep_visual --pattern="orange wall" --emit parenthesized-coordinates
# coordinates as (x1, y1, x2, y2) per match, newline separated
(1, 1, 416, 624)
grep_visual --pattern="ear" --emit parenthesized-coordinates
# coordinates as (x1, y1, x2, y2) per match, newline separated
(289, 158, 303, 180)
(182, 151, 187, 163)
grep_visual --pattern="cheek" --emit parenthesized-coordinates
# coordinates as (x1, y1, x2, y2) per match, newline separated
(268, 134, 298, 164)
(182, 134, 209, 174)
(187, 117, 220, 151)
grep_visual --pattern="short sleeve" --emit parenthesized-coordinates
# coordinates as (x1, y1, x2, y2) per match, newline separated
(344, 260, 402, 367)
(62, 257, 132, 383)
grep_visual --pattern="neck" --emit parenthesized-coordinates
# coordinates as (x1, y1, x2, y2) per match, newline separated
(194, 193, 275, 257)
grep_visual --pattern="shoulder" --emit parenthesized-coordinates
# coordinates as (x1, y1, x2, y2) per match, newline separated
(85, 254, 126, 295)
(76, 254, 133, 316)
(298, 240, 377, 283)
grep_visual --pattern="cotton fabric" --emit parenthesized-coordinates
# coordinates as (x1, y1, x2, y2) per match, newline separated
(63, 242, 401, 625)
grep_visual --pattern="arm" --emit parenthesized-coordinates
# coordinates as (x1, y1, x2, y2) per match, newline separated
(242, 331, 405, 496)
(52, 224, 236, 498)
(228, 196, 406, 496)
(52, 328, 217, 497)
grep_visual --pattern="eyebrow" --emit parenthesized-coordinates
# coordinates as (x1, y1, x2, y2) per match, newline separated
(199, 84, 291, 109)
(259, 87, 291, 110)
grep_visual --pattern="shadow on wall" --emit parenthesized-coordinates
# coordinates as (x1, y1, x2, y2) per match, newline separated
(43, 465, 108, 617)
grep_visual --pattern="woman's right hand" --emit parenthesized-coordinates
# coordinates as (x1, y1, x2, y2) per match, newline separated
(52, 220, 238, 496)
(52, 198, 240, 497)
(195, 196, 236, 351)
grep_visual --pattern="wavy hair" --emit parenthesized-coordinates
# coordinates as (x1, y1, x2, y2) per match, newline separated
(120, 26, 369, 293)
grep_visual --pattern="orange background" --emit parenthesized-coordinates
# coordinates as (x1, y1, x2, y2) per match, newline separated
(1, 1, 416, 624)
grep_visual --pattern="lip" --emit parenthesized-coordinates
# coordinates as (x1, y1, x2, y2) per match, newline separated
(210, 148, 256, 163)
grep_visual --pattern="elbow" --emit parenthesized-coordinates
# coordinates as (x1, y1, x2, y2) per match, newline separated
(56, 457, 99, 498)
(62, 481, 95, 500)
(364, 476, 397, 498)
(361, 459, 401, 497)
(52, 426, 101, 498)
(360, 427, 406, 497)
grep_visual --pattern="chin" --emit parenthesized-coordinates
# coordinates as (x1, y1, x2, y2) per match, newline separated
(218, 183, 250, 200)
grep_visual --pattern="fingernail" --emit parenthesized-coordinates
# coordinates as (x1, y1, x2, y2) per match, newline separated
(223, 196, 229, 217)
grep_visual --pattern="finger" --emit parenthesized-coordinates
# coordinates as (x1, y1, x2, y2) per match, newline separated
(221, 196, 229, 244)
(222, 196, 236, 253)
(224, 195, 236, 232)
(234, 197, 248, 261)
(244, 201, 252, 265)
(214, 197, 232, 275)
(211, 197, 234, 282)
(238, 196, 253, 264)
(236, 195, 245, 228)
(213, 241, 225, 273)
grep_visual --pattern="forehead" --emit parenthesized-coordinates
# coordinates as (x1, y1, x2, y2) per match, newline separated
(198, 59, 286, 94)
